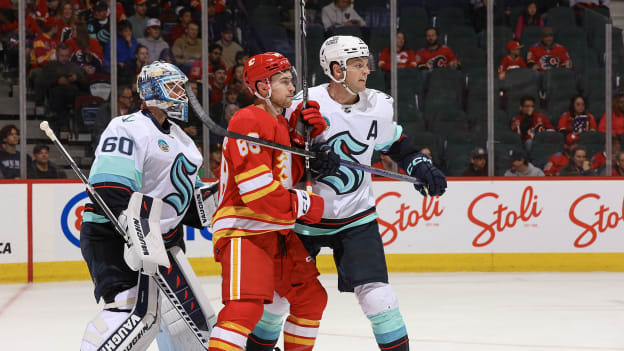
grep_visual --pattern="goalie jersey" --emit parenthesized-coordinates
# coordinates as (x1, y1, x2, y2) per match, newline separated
(211, 105, 305, 245)
(286, 84, 403, 236)
(83, 110, 203, 235)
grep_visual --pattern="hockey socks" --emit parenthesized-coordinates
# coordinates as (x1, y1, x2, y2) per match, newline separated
(247, 309, 285, 350)
(283, 315, 321, 351)
(368, 308, 409, 350)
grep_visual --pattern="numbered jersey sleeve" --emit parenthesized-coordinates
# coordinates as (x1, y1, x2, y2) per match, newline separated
(84, 114, 147, 222)
(212, 107, 301, 243)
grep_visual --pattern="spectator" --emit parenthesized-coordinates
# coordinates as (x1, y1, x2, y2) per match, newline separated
(93, 85, 139, 146)
(462, 147, 488, 176)
(527, 27, 572, 72)
(598, 92, 624, 135)
(216, 24, 242, 69)
(209, 144, 222, 178)
(511, 96, 554, 149)
(227, 63, 254, 106)
(225, 50, 249, 83)
(207, 0, 232, 42)
(590, 136, 621, 172)
(515, 0, 544, 40)
(378, 31, 417, 71)
(416, 27, 460, 71)
(209, 65, 227, 107)
(504, 149, 545, 176)
(557, 95, 597, 134)
(87, 1, 110, 49)
(137, 18, 169, 63)
(128, 0, 148, 39)
(158, 47, 175, 64)
(66, 21, 104, 75)
(207, 43, 226, 73)
(559, 145, 595, 176)
(121, 44, 149, 85)
(57, 1, 76, 42)
(29, 19, 59, 74)
(167, 7, 192, 45)
(104, 20, 138, 69)
(498, 40, 527, 80)
(543, 133, 579, 175)
(321, 0, 366, 33)
(224, 103, 240, 126)
(211, 87, 239, 126)
(28, 145, 65, 179)
(372, 154, 407, 179)
(37, 42, 88, 129)
(612, 150, 624, 176)
(35, 0, 61, 19)
(0, 125, 32, 179)
(179, 80, 204, 140)
(172, 21, 201, 73)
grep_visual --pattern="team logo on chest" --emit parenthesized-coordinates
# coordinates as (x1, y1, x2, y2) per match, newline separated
(318, 131, 367, 195)
(164, 153, 198, 215)
(158, 139, 170, 152)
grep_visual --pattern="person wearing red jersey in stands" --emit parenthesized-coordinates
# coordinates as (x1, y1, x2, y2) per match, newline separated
(379, 31, 418, 71)
(557, 95, 597, 134)
(527, 27, 572, 72)
(543, 133, 579, 176)
(598, 92, 624, 135)
(416, 27, 460, 71)
(498, 40, 527, 80)
(511, 96, 554, 149)
(515, 0, 544, 40)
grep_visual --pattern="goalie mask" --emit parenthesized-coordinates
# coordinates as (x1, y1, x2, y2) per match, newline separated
(319, 35, 370, 95)
(244, 52, 297, 115)
(137, 61, 189, 122)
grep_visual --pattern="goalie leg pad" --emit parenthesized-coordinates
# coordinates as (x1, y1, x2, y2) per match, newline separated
(155, 246, 216, 350)
(81, 274, 160, 351)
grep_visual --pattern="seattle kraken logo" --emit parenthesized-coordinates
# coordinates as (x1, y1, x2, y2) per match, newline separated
(318, 131, 367, 195)
(164, 153, 198, 215)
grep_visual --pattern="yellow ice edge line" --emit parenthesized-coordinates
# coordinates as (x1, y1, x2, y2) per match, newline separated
(2, 253, 624, 283)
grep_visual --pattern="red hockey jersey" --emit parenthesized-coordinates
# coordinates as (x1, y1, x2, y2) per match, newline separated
(378, 48, 418, 71)
(527, 43, 571, 72)
(543, 152, 569, 176)
(557, 112, 597, 133)
(510, 113, 554, 141)
(211, 105, 305, 245)
(415, 45, 459, 69)
(498, 55, 527, 80)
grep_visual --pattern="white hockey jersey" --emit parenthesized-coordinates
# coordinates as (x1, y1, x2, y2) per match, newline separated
(286, 84, 403, 236)
(84, 110, 203, 234)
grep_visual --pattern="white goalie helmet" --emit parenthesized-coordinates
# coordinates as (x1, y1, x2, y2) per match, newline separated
(137, 61, 189, 122)
(319, 35, 369, 94)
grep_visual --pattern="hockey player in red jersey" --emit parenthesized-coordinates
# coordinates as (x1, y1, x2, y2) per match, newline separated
(208, 52, 339, 351)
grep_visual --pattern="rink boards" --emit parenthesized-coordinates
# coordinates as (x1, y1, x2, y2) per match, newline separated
(1, 178, 624, 283)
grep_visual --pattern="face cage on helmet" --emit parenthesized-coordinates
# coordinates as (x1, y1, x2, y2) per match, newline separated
(144, 74, 189, 122)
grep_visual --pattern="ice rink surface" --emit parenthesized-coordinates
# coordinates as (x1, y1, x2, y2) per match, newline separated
(1, 272, 624, 350)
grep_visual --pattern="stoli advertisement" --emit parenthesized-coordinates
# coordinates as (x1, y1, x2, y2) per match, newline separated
(373, 179, 624, 253)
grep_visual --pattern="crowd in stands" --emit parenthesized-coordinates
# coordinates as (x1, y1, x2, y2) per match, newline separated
(0, 0, 621, 178)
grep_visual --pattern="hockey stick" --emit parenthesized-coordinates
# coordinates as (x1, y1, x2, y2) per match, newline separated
(186, 83, 426, 184)
(300, 0, 313, 192)
(39, 121, 211, 350)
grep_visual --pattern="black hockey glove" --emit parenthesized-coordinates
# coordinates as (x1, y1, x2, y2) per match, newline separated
(406, 153, 447, 197)
(309, 143, 340, 179)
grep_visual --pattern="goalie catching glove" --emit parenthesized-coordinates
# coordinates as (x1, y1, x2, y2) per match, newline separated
(289, 100, 328, 147)
(405, 154, 447, 197)
(119, 192, 170, 275)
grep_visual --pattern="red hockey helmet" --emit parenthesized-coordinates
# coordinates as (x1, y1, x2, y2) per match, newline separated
(243, 52, 294, 96)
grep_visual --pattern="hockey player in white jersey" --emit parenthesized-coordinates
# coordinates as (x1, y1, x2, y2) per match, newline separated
(79, 61, 217, 351)
(246, 36, 447, 351)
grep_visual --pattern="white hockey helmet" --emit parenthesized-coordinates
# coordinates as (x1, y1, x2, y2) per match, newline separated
(137, 61, 189, 122)
(319, 35, 369, 94)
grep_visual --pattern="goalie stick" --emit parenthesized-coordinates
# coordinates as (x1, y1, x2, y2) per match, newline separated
(185, 83, 426, 185)
(40, 121, 212, 350)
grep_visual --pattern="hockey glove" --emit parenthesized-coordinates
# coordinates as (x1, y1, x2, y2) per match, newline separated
(289, 100, 327, 147)
(406, 153, 447, 197)
(309, 143, 340, 179)
(290, 189, 324, 224)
